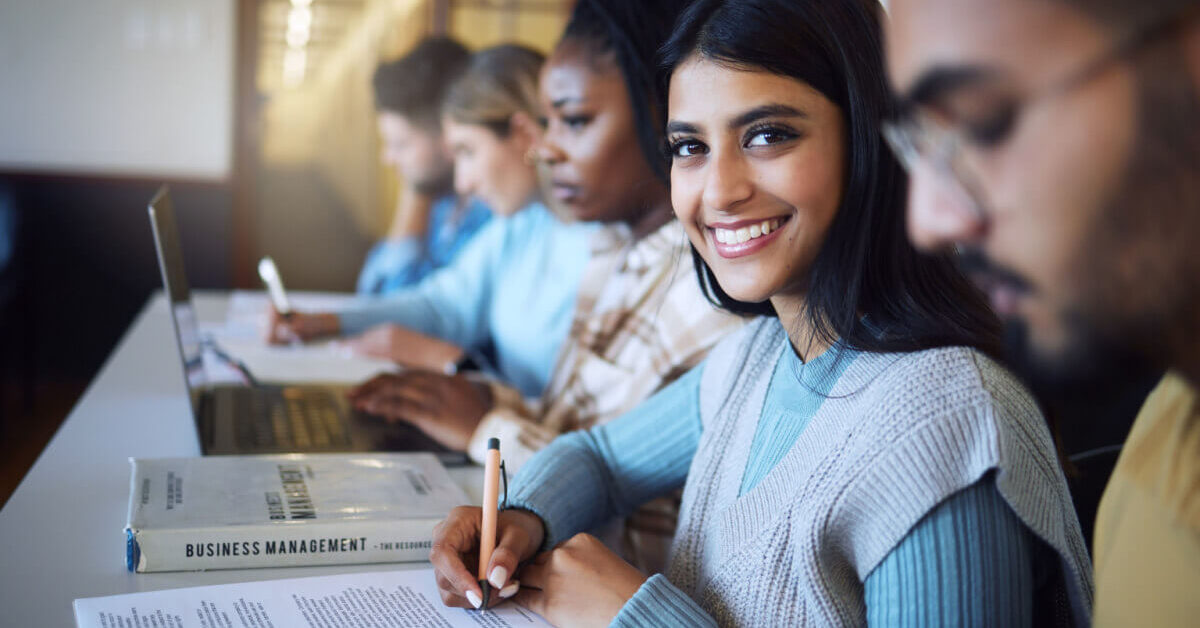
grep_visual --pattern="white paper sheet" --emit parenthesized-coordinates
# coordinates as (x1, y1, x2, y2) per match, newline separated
(204, 291, 398, 385)
(74, 568, 551, 628)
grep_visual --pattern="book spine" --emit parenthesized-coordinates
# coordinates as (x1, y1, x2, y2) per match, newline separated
(129, 518, 440, 572)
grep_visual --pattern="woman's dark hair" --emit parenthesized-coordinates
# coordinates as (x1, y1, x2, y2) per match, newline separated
(560, 0, 693, 183)
(659, 0, 1005, 359)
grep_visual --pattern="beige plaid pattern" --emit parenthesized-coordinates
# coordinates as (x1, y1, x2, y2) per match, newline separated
(466, 220, 745, 571)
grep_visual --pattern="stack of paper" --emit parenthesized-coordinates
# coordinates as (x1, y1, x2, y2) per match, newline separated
(74, 569, 551, 628)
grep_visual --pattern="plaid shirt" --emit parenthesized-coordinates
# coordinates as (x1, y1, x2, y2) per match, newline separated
(467, 219, 745, 570)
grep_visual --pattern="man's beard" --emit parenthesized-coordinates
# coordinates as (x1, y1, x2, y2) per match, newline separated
(955, 245, 1153, 398)
(1001, 310, 1157, 402)
(999, 48, 1200, 397)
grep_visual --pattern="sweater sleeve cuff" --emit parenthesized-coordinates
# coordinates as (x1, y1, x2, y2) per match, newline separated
(468, 382, 554, 469)
(467, 409, 554, 472)
(611, 574, 716, 628)
(504, 432, 608, 551)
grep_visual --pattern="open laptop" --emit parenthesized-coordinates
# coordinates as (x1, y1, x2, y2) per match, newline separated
(148, 185, 466, 464)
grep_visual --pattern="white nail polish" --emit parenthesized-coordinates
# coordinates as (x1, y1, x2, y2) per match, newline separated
(489, 566, 508, 590)
(499, 581, 519, 598)
(466, 590, 483, 609)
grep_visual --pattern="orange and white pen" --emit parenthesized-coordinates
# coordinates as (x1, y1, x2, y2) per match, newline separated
(477, 437, 501, 608)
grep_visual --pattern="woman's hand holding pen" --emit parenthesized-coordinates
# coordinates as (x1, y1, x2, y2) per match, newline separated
(430, 506, 647, 625)
(430, 507, 545, 609)
(512, 533, 647, 628)
(265, 307, 339, 344)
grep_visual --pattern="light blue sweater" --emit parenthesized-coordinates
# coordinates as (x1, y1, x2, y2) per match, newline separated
(339, 203, 596, 398)
(356, 195, 492, 295)
(509, 337, 1045, 625)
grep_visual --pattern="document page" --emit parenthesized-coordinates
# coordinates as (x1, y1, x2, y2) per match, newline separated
(203, 291, 398, 385)
(74, 568, 550, 628)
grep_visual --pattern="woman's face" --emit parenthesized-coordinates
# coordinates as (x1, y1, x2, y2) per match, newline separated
(536, 40, 663, 224)
(668, 55, 847, 304)
(443, 117, 538, 216)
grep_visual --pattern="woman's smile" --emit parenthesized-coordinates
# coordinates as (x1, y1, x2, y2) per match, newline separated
(708, 215, 791, 258)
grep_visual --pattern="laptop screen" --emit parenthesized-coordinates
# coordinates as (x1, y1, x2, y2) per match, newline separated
(147, 186, 209, 402)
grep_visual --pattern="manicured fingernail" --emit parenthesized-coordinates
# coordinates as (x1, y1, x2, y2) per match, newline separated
(488, 566, 508, 589)
(466, 590, 482, 609)
(499, 581, 519, 599)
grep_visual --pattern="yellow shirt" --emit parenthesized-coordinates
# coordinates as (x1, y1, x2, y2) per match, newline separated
(1093, 372, 1200, 626)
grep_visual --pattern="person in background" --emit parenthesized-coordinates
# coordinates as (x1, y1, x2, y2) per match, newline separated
(270, 44, 598, 402)
(885, 0, 1200, 623)
(428, 0, 1092, 624)
(357, 36, 492, 296)
(349, 0, 744, 573)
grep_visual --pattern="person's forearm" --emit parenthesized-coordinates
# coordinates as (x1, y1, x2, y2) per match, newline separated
(339, 270, 484, 342)
(505, 431, 622, 551)
(337, 295, 438, 337)
(505, 368, 704, 549)
(387, 186, 433, 241)
(347, 216, 501, 344)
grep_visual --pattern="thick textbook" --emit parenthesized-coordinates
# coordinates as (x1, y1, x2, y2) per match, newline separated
(125, 453, 469, 572)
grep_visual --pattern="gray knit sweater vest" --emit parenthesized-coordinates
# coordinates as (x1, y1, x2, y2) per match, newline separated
(666, 318, 1094, 626)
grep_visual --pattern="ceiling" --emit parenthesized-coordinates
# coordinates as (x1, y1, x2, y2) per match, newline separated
(257, 0, 370, 93)
(254, 0, 574, 94)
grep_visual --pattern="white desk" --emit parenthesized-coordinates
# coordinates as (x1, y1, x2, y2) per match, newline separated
(0, 292, 481, 627)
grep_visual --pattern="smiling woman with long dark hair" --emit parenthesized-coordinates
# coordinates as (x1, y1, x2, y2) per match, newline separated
(428, 0, 1093, 625)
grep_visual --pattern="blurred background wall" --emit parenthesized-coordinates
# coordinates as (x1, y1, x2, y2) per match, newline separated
(0, 0, 572, 505)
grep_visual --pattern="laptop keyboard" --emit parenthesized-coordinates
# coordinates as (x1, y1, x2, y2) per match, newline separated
(236, 388, 351, 450)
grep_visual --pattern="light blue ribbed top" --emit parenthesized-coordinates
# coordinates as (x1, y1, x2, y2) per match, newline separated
(739, 341, 856, 495)
(339, 203, 597, 397)
(510, 336, 1042, 625)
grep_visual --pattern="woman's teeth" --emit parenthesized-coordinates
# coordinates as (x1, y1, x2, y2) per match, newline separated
(714, 218, 783, 245)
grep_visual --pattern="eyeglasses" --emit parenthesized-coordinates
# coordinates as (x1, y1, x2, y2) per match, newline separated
(882, 2, 1200, 220)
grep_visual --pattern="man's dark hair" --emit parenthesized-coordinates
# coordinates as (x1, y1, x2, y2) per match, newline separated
(372, 36, 470, 126)
(659, 0, 1005, 360)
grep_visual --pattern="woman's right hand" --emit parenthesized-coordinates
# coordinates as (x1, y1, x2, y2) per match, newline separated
(265, 307, 340, 344)
(430, 506, 546, 609)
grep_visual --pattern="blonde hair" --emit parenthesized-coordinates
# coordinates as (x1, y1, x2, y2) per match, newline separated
(442, 44, 545, 136)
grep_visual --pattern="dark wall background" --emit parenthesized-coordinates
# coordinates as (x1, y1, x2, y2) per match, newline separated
(0, 175, 231, 429)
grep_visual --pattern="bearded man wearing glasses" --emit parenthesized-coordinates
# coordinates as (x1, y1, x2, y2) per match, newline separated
(885, 0, 1200, 624)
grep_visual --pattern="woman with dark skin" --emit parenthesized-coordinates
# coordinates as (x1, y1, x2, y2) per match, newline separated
(330, 0, 712, 453)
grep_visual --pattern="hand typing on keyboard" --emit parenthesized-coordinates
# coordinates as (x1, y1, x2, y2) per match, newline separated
(346, 371, 493, 451)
